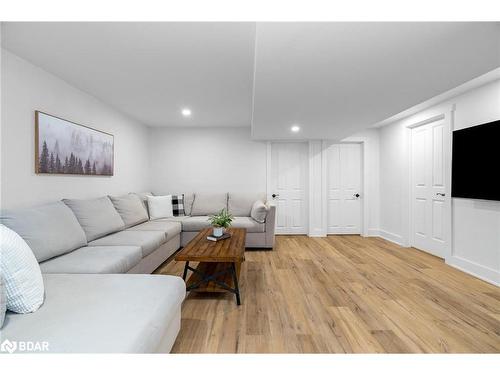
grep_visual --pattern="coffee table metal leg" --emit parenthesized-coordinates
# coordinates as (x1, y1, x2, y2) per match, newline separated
(182, 261, 189, 281)
(231, 262, 241, 305)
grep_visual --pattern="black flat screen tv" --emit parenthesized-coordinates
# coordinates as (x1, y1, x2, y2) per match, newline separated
(451, 119, 500, 201)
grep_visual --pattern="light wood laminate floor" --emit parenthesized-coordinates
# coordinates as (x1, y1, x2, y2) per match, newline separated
(155, 235, 500, 353)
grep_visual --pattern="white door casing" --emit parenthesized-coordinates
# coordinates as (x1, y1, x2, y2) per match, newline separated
(327, 143, 362, 234)
(410, 118, 448, 258)
(269, 142, 308, 234)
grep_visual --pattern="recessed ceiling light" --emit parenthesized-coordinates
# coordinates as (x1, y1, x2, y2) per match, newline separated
(291, 125, 301, 133)
(181, 108, 192, 117)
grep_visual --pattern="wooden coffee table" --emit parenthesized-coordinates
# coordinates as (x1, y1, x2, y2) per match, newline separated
(175, 228, 246, 305)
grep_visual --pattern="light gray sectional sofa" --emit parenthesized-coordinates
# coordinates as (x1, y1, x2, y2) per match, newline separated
(163, 192, 276, 248)
(0, 191, 276, 353)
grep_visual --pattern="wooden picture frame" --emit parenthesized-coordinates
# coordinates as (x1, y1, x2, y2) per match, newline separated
(35, 111, 114, 176)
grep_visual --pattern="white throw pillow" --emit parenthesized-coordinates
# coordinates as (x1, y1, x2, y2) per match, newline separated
(147, 195, 174, 220)
(0, 275, 6, 328)
(0, 224, 45, 313)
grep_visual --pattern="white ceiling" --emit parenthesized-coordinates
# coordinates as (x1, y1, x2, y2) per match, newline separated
(1, 22, 256, 127)
(252, 22, 500, 140)
(2, 22, 500, 139)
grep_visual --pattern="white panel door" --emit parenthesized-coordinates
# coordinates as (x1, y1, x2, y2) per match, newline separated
(327, 143, 362, 234)
(270, 142, 308, 234)
(411, 120, 447, 258)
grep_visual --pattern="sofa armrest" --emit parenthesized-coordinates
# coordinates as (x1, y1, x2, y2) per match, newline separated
(264, 203, 276, 248)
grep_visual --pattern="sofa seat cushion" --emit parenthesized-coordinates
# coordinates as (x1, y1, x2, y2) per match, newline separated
(155, 216, 191, 224)
(181, 216, 211, 232)
(230, 217, 265, 233)
(1, 274, 186, 353)
(126, 220, 181, 241)
(39, 246, 142, 274)
(88, 231, 166, 257)
(0, 201, 87, 262)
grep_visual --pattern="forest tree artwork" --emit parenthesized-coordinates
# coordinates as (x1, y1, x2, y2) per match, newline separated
(35, 111, 114, 176)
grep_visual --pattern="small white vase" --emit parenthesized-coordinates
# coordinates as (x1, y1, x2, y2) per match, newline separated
(213, 227, 224, 237)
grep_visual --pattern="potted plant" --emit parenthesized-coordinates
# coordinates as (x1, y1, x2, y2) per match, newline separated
(208, 209, 234, 237)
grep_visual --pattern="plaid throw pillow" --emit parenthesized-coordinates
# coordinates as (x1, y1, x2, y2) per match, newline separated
(171, 194, 185, 216)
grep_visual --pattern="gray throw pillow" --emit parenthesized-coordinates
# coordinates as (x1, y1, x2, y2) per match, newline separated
(250, 200, 268, 223)
(109, 194, 149, 228)
(183, 193, 195, 216)
(63, 197, 125, 241)
(0, 201, 87, 262)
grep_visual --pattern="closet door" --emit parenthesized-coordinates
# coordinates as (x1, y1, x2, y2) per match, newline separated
(327, 143, 362, 234)
(411, 120, 447, 258)
(270, 142, 308, 234)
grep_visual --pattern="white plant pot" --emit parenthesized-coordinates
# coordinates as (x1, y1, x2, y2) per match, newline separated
(213, 227, 224, 237)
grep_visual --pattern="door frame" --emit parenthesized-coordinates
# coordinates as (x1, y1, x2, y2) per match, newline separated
(403, 103, 455, 260)
(325, 141, 365, 235)
(266, 141, 309, 234)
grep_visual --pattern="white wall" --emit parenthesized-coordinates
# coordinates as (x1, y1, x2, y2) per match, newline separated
(149, 127, 267, 195)
(149, 126, 380, 238)
(449, 80, 500, 283)
(5, 41, 496, 283)
(379, 122, 406, 243)
(379, 79, 500, 285)
(308, 140, 326, 236)
(1, 49, 151, 209)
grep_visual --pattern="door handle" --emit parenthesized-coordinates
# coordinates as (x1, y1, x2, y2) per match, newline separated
(272, 193, 280, 199)
(353, 193, 360, 198)
(436, 193, 446, 197)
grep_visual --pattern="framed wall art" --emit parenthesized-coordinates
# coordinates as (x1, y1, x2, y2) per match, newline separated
(35, 111, 114, 176)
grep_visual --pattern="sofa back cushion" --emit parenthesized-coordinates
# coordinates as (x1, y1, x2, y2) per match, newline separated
(63, 197, 125, 241)
(133, 192, 153, 214)
(0, 202, 87, 262)
(191, 193, 228, 216)
(109, 194, 149, 228)
(228, 192, 266, 216)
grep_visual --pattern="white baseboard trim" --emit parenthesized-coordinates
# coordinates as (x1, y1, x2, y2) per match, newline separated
(364, 229, 380, 237)
(308, 233, 327, 238)
(446, 256, 499, 287)
(378, 230, 405, 246)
